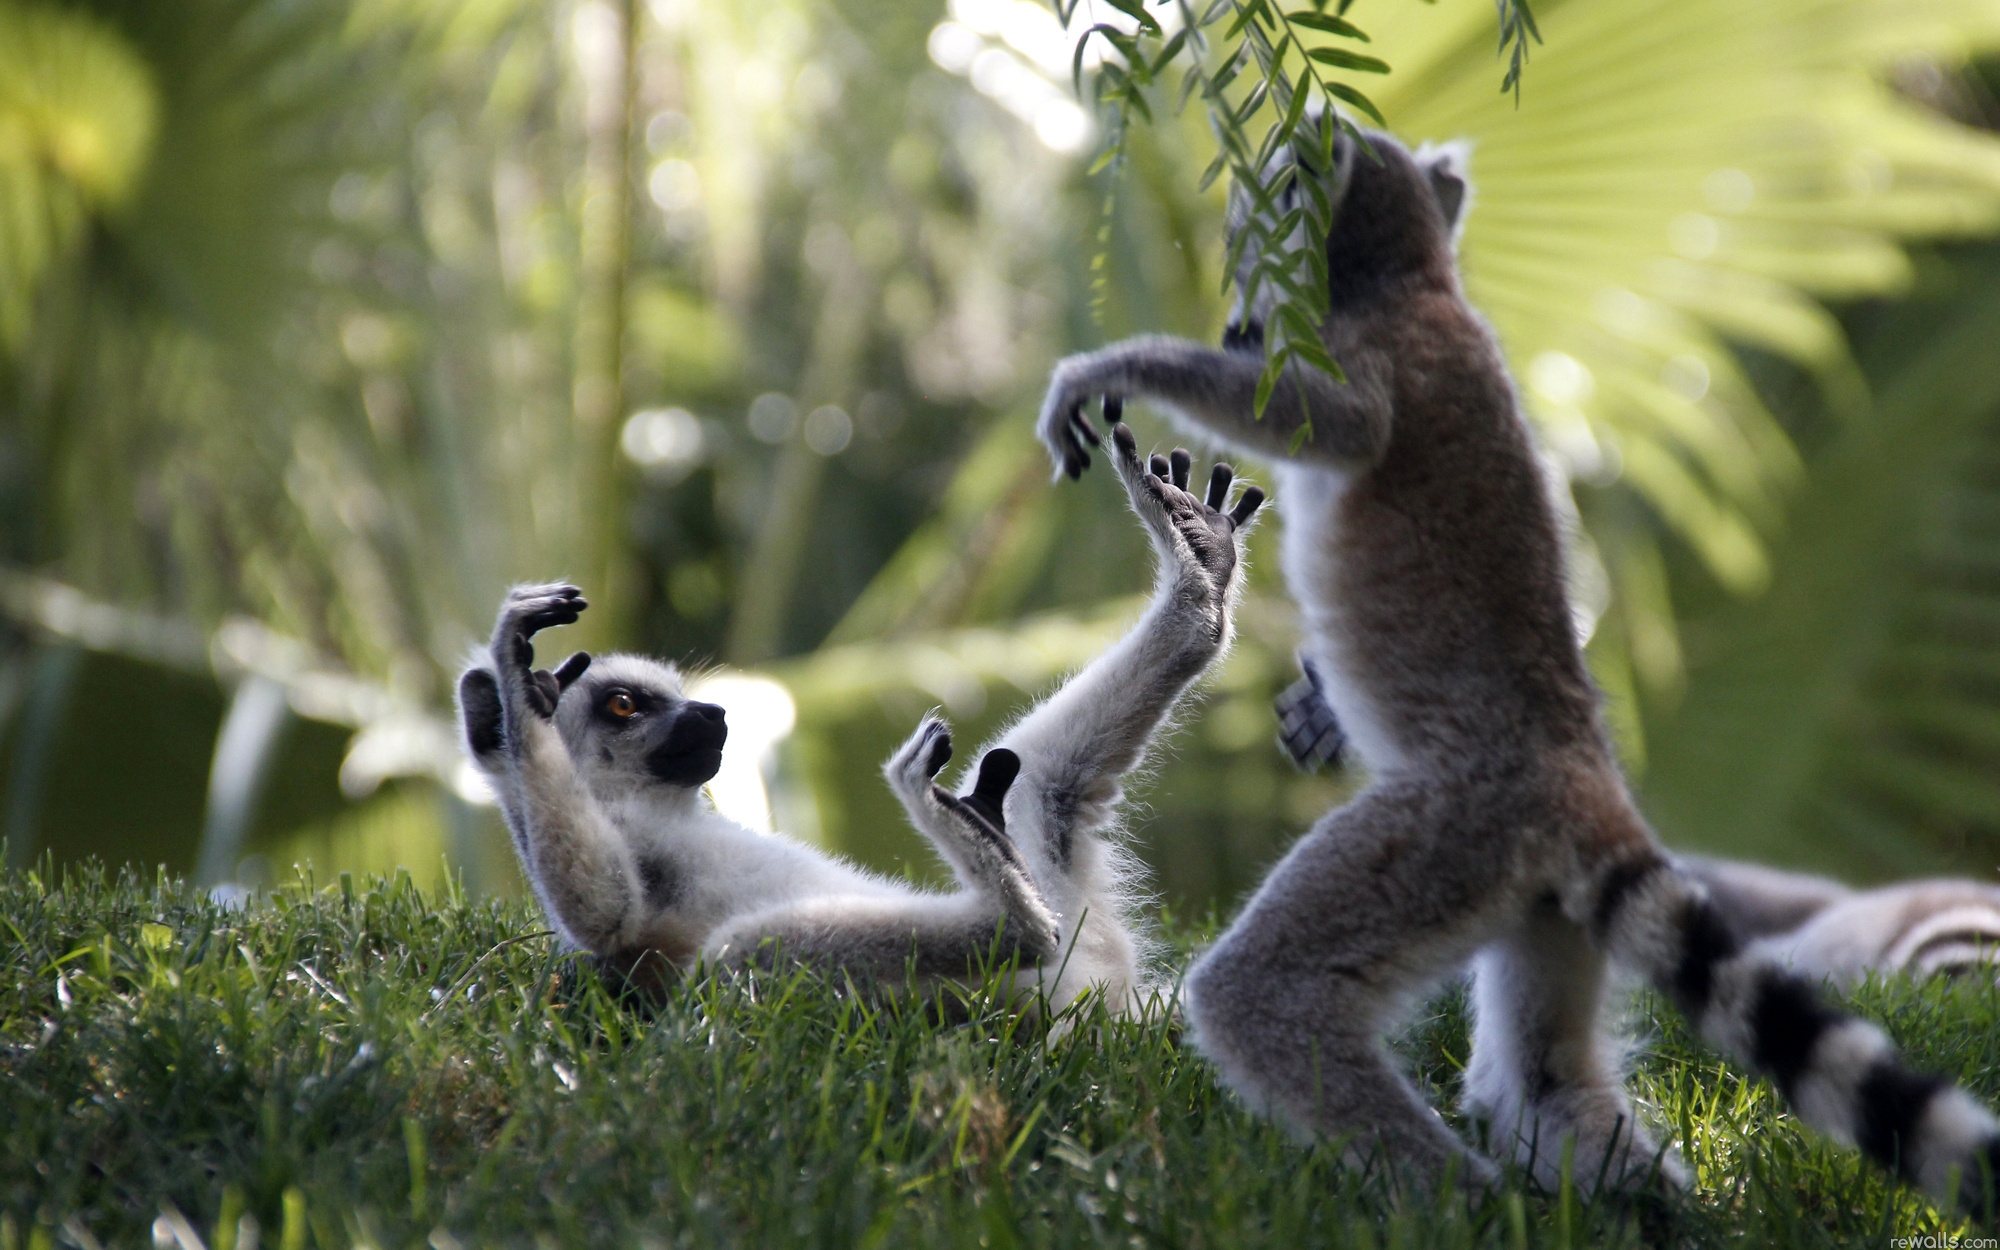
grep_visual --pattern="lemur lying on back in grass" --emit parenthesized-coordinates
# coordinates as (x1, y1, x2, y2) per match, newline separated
(457, 426, 1263, 1011)
(1033, 123, 2000, 1208)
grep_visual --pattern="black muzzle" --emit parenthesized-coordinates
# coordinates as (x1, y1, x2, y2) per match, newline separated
(646, 701, 727, 787)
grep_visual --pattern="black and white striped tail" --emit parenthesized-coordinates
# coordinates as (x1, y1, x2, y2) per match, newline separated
(1594, 855, 2000, 1212)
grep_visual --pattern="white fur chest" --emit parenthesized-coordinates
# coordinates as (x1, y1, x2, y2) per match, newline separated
(1271, 463, 1406, 775)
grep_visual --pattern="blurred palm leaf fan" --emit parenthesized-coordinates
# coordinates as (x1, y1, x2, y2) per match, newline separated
(0, 0, 157, 348)
(1642, 247, 2000, 881)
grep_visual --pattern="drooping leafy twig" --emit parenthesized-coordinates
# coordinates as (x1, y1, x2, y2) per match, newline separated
(1066, 0, 1538, 444)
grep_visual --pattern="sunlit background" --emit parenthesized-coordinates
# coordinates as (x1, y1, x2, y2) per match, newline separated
(8, 0, 2000, 913)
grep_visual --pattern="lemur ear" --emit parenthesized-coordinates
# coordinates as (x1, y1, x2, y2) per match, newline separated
(553, 651, 592, 690)
(1416, 140, 1473, 239)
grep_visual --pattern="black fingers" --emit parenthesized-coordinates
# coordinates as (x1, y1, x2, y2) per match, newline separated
(1168, 448, 1192, 491)
(958, 748, 1020, 834)
(553, 651, 592, 690)
(922, 722, 954, 779)
(1229, 485, 1266, 527)
(1149, 453, 1171, 480)
(1101, 396, 1124, 427)
(511, 584, 588, 634)
(1205, 462, 1235, 509)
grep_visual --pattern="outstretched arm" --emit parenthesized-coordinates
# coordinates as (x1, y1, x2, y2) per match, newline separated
(995, 424, 1264, 878)
(484, 585, 642, 954)
(1036, 334, 1389, 479)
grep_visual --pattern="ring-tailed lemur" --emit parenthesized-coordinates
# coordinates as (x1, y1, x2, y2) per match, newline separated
(1033, 125, 2000, 1207)
(457, 425, 1263, 1010)
(1680, 856, 2000, 987)
(1274, 678, 2000, 987)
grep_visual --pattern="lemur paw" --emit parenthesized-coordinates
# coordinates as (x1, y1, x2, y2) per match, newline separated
(521, 652, 593, 718)
(1275, 654, 1347, 771)
(1108, 423, 1265, 588)
(886, 715, 954, 802)
(491, 584, 588, 717)
(1035, 355, 1116, 481)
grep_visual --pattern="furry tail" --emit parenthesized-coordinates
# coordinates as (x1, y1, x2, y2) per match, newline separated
(1591, 854, 2000, 1211)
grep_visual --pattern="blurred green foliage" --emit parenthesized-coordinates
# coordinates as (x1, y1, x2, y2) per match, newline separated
(7, 0, 2000, 912)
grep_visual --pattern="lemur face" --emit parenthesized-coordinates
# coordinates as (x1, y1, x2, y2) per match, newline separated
(555, 655, 728, 789)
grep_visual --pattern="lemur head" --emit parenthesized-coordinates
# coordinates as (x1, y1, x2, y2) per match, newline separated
(1223, 126, 1471, 351)
(550, 653, 729, 793)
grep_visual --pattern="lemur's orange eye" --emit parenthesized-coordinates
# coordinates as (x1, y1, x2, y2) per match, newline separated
(606, 692, 637, 718)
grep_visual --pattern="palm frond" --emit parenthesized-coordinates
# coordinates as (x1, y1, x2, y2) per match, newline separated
(0, 0, 157, 347)
(1642, 244, 2000, 879)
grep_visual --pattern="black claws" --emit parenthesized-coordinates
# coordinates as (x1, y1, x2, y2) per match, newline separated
(1168, 448, 1192, 491)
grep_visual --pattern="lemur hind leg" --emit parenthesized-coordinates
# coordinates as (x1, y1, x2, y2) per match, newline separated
(1464, 901, 1682, 1192)
(1185, 781, 1524, 1195)
(709, 722, 1057, 983)
(882, 716, 1060, 961)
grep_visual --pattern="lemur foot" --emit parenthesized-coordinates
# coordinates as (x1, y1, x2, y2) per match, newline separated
(1108, 422, 1264, 590)
(1275, 654, 1347, 771)
(491, 584, 589, 717)
(887, 719, 1031, 866)
(886, 715, 956, 805)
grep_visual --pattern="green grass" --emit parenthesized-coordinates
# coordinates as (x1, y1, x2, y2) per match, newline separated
(4, 864, 1999, 1249)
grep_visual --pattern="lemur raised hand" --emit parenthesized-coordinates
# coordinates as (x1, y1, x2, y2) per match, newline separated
(1035, 125, 2000, 1207)
(457, 425, 1263, 1011)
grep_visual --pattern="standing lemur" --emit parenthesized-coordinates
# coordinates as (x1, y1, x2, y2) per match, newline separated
(457, 427, 1263, 1011)
(1034, 126, 2000, 1206)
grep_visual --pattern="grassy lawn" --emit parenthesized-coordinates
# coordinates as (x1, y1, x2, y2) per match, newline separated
(4, 864, 1998, 1249)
